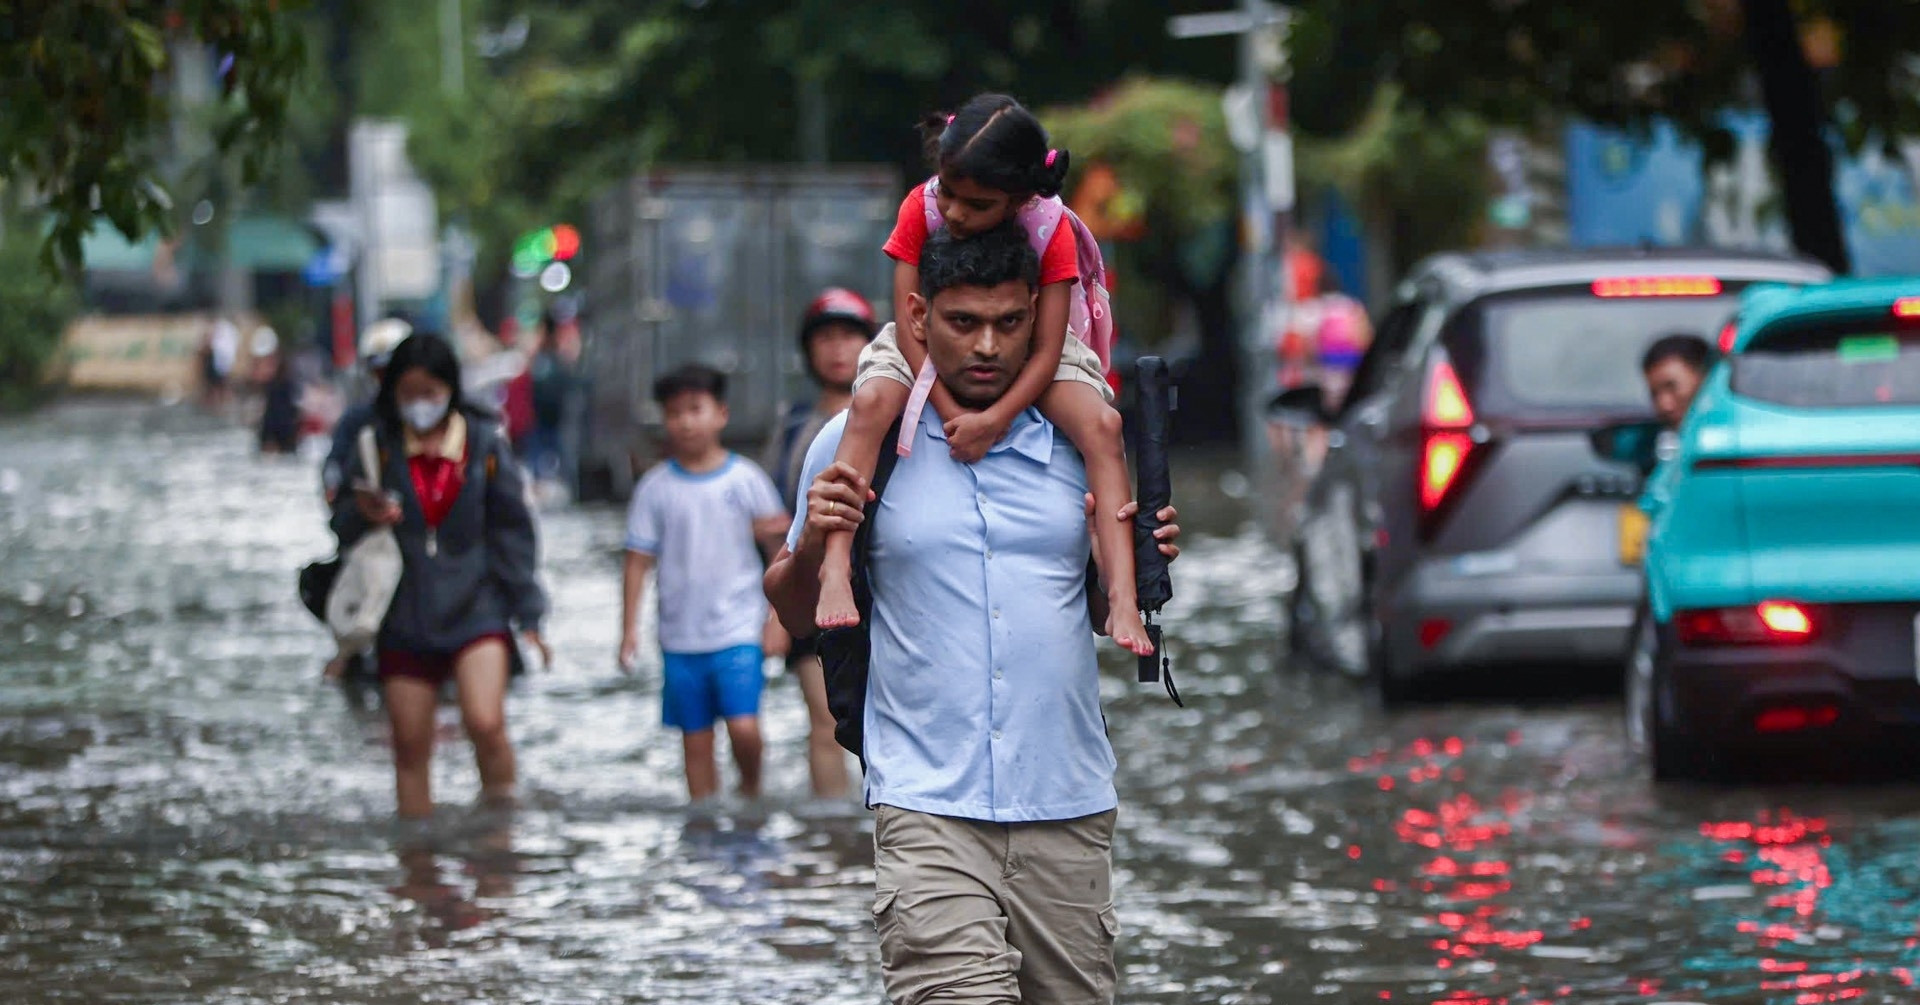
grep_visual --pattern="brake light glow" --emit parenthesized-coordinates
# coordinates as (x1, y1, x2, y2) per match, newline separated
(1419, 359, 1477, 515)
(1675, 602, 1819, 646)
(1427, 360, 1474, 426)
(1421, 433, 1471, 510)
(1757, 601, 1814, 637)
(1591, 276, 1723, 298)
(1718, 321, 1739, 353)
(1894, 296, 1920, 319)
(1753, 703, 1840, 733)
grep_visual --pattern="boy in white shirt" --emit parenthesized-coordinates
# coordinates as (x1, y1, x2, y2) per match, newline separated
(621, 364, 789, 800)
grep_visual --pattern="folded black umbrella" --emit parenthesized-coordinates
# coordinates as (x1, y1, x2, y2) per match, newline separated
(1132, 356, 1178, 702)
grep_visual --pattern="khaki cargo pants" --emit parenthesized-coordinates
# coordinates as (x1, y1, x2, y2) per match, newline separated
(872, 804, 1119, 1004)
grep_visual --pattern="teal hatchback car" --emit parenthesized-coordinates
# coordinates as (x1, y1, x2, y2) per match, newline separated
(1626, 278, 1920, 779)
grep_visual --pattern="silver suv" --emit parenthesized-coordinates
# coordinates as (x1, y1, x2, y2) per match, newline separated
(1281, 248, 1831, 703)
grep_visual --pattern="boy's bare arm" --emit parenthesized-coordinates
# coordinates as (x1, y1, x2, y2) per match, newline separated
(752, 515, 789, 564)
(619, 551, 654, 670)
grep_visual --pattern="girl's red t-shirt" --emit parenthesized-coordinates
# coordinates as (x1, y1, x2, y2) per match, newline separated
(882, 186, 1079, 286)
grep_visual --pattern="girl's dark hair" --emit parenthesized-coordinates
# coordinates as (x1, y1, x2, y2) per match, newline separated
(919, 93, 1070, 199)
(375, 333, 466, 429)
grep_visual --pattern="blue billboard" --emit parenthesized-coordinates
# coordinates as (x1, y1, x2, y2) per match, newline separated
(1566, 113, 1920, 276)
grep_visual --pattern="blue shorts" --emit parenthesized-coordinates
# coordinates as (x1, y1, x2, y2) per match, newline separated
(661, 645, 764, 732)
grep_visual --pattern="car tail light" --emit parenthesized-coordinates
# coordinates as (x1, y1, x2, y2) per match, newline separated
(1718, 321, 1739, 353)
(1753, 703, 1840, 733)
(1591, 276, 1723, 298)
(1675, 602, 1820, 646)
(1893, 296, 1920, 319)
(1418, 618, 1453, 650)
(1419, 357, 1478, 518)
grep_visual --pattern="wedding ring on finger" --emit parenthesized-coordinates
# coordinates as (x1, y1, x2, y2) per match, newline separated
(827, 500, 838, 516)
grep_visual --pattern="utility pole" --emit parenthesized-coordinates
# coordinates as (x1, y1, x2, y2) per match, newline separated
(1168, 0, 1295, 458)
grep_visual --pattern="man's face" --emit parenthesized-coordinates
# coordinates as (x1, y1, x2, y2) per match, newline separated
(910, 280, 1036, 409)
(1645, 357, 1705, 429)
(805, 322, 868, 391)
(660, 390, 728, 456)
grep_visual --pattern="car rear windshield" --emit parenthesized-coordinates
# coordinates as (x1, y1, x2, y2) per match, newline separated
(1734, 319, 1920, 407)
(1445, 289, 1739, 413)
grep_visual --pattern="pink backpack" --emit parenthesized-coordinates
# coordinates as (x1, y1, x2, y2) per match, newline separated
(895, 178, 1117, 456)
(920, 178, 1114, 369)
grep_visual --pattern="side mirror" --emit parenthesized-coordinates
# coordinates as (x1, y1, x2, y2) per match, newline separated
(1591, 419, 1665, 474)
(1267, 384, 1330, 424)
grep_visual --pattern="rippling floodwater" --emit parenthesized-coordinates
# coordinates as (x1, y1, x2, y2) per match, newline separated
(3, 401, 1920, 1004)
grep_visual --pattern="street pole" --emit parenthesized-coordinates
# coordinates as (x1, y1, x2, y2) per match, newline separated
(1169, 1, 1294, 482)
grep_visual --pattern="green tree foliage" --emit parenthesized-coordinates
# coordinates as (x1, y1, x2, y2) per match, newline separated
(1045, 78, 1239, 341)
(379, 0, 1247, 276)
(0, 215, 79, 410)
(0, 1, 310, 270)
(1292, 0, 1920, 272)
(1296, 87, 1493, 281)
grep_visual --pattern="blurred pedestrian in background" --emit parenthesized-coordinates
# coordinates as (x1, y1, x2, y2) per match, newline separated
(199, 315, 240, 415)
(330, 333, 549, 819)
(526, 309, 580, 486)
(760, 288, 877, 800)
(255, 338, 300, 455)
(322, 318, 411, 505)
(620, 364, 788, 802)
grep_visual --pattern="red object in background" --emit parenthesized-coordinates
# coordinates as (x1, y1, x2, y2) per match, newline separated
(551, 224, 581, 261)
(331, 293, 356, 370)
(503, 363, 535, 444)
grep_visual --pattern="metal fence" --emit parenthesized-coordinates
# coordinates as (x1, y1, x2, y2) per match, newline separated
(578, 166, 899, 499)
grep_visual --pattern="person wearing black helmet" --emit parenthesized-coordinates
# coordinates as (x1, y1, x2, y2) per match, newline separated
(760, 288, 877, 800)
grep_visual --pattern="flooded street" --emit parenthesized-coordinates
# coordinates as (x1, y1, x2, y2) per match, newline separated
(4, 401, 1920, 1004)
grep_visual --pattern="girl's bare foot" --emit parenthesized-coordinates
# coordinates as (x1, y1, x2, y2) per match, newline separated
(1106, 605, 1155, 656)
(816, 565, 861, 629)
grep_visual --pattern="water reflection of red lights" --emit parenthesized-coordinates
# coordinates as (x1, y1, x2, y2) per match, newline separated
(1343, 737, 1909, 1005)
(1699, 810, 1898, 1004)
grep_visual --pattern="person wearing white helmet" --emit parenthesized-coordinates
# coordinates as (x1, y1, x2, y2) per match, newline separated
(321, 318, 413, 503)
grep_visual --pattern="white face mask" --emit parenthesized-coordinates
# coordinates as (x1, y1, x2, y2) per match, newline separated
(401, 397, 450, 432)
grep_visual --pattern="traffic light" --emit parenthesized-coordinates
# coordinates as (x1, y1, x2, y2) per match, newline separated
(511, 223, 581, 278)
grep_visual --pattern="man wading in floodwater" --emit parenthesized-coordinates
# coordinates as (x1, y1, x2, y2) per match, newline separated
(765, 222, 1182, 1003)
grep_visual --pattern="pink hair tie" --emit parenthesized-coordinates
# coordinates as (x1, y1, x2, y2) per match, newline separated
(1045, 149, 1058, 167)
(946, 115, 955, 125)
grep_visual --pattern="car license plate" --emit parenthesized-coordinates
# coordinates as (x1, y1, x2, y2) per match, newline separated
(1618, 505, 1650, 566)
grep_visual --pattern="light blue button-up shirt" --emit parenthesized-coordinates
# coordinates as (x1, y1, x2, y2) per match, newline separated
(788, 407, 1118, 823)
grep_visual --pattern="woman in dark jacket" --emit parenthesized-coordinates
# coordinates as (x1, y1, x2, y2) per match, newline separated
(331, 334, 550, 818)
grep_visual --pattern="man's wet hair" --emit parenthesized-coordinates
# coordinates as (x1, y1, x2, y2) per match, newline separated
(919, 221, 1040, 301)
(652, 363, 727, 405)
(1642, 333, 1713, 374)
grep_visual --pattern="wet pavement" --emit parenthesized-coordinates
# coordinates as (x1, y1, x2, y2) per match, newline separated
(3, 400, 1919, 1004)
